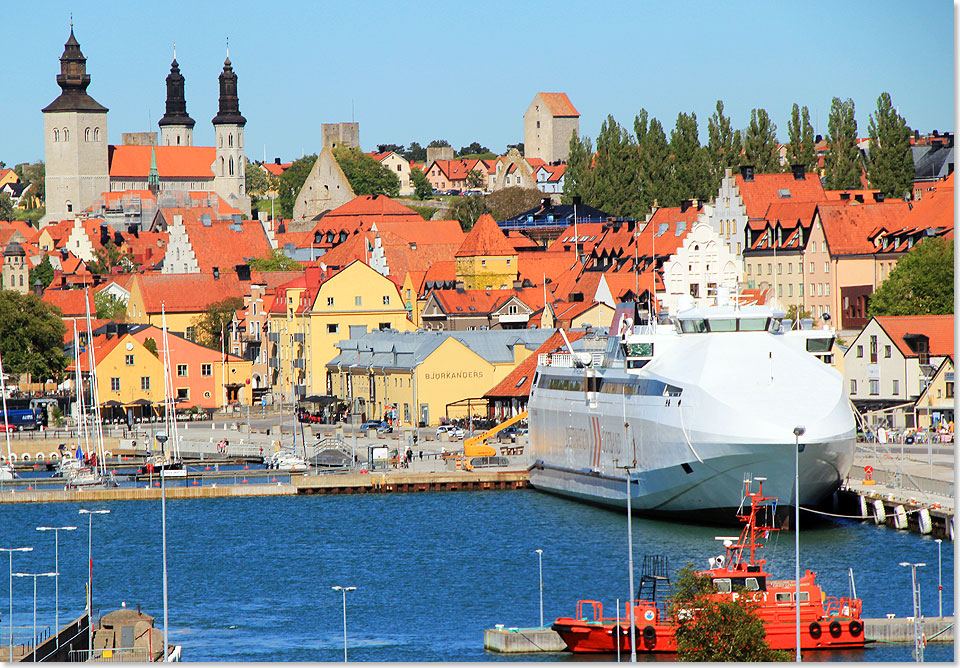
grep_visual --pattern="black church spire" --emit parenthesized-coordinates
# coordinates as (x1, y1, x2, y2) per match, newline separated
(211, 55, 246, 126)
(42, 25, 108, 113)
(158, 55, 195, 129)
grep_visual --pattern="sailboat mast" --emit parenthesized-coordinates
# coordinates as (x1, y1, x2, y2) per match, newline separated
(84, 292, 106, 476)
(74, 322, 91, 460)
(160, 307, 181, 462)
(0, 348, 14, 465)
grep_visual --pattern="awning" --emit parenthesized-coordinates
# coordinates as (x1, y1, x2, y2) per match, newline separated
(126, 399, 152, 406)
(302, 395, 339, 406)
(101, 400, 123, 408)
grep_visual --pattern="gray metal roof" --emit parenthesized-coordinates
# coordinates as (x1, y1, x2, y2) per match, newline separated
(326, 328, 556, 371)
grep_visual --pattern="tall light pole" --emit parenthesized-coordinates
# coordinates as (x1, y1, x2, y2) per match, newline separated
(35, 527, 76, 648)
(78, 509, 110, 658)
(12, 572, 56, 662)
(535, 549, 544, 627)
(793, 425, 806, 663)
(0, 547, 33, 661)
(899, 561, 926, 662)
(935, 539, 943, 619)
(331, 585, 356, 662)
(614, 455, 637, 663)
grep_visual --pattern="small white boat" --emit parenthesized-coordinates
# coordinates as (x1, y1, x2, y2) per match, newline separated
(268, 450, 309, 472)
(0, 463, 17, 481)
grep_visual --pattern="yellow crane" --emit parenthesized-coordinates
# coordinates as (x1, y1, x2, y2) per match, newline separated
(462, 410, 528, 457)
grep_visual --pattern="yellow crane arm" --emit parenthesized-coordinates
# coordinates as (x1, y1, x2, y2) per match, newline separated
(463, 410, 528, 457)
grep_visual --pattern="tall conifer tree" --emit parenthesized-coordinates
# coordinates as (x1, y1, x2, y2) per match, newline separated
(641, 117, 673, 209)
(563, 130, 595, 205)
(786, 103, 816, 172)
(707, 100, 743, 191)
(593, 115, 643, 218)
(866, 92, 915, 199)
(742, 108, 779, 173)
(824, 97, 862, 190)
(670, 112, 711, 203)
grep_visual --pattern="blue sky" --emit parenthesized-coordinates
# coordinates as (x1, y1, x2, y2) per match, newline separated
(2, 0, 954, 166)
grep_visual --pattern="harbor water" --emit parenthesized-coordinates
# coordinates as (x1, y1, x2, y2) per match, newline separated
(0, 490, 954, 662)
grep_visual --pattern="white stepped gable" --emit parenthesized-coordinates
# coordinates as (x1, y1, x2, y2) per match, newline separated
(65, 218, 97, 263)
(663, 221, 742, 314)
(162, 214, 199, 273)
(368, 223, 389, 277)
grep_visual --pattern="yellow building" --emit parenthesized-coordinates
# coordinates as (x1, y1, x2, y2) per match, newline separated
(326, 327, 554, 425)
(126, 272, 247, 336)
(266, 261, 414, 401)
(914, 357, 954, 431)
(454, 213, 518, 290)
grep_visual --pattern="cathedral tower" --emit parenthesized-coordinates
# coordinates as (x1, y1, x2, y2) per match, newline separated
(42, 26, 109, 225)
(158, 50, 195, 147)
(211, 51, 250, 216)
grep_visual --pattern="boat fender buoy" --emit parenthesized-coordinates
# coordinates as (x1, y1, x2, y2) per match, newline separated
(619, 625, 630, 637)
(644, 610, 655, 621)
(849, 620, 862, 637)
(809, 622, 822, 639)
(829, 620, 842, 638)
(642, 625, 656, 641)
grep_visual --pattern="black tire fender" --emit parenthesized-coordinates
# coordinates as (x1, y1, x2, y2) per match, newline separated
(809, 621, 822, 638)
(642, 625, 656, 641)
(849, 620, 863, 637)
(829, 620, 842, 638)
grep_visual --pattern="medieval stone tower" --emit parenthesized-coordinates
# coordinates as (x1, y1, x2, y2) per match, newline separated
(41, 26, 109, 225)
(211, 54, 251, 216)
(158, 52, 195, 147)
(2, 241, 29, 294)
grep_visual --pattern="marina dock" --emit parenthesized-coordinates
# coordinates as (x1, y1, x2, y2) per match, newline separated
(483, 617, 955, 653)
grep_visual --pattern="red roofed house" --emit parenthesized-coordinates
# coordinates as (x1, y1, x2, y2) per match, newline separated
(152, 207, 271, 274)
(125, 272, 248, 335)
(524, 92, 580, 163)
(845, 315, 954, 430)
(455, 213, 518, 290)
(41, 287, 96, 318)
(366, 151, 413, 196)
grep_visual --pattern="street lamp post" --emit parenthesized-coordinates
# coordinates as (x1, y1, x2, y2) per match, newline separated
(535, 549, 544, 627)
(156, 432, 170, 662)
(0, 547, 33, 661)
(935, 539, 943, 619)
(793, 425, 806, 663)
(899, 561, 926, 662)
(331, 586, 356, 662)
(78, 509, 110, 659)
(12, 572, 56, 662)
(35, 527, 77, 648)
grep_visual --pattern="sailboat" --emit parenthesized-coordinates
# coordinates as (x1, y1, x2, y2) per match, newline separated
(152, 306, 185, 479)
(0, 348, 19, 481)
(266, 323, 309, 472)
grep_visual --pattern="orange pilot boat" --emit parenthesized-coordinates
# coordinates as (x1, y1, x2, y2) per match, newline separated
(551, 478, 866, 654)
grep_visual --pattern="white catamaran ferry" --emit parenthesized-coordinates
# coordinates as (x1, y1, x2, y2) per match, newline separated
(527, 297, 855, 522)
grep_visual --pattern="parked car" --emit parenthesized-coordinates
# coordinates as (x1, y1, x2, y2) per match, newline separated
(463, 189, 484, 196)
(452, 427, 465, 439)
(360, 420, 382, 432)
(377, 424, 393, 435)
(443, 189, 462, 196)
(436, 425, 453, 438)
(497, 426, 522, 443)
(0, 423, 16, 433)
(431, 188, 443, 196)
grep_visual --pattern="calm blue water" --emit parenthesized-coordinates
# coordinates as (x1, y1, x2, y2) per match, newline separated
(0, 490, 954, 662)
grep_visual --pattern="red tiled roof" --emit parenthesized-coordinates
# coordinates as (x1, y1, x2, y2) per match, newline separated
(165, 208, 271, 272)
(422, 261, 456, 285)
(41, 288, 96, 317)
(537, 92, 579, 117)
(323, 195, 422, 220)
(456, 214, 516, 257)
(429, 287, 535, 315)
(66, 333, 125, 373)
(817, 201, 911, 255)
(108, 146, 216, 179)
(262, 162, 291, 177)
(875, 315, 954, 358)
(485, 331, 586, 398)
(735, 172, 826, 220)
(133, 273, 247, 314)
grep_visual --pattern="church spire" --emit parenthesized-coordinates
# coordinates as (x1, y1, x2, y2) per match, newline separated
(211, 46, 246, 127)
(158, 45, 195, 130)
(42, 24, 108, 113)
(147, 146, 160, 195)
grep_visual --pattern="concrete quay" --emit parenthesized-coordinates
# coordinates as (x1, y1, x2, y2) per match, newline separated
(0, 482, 294, 504)
(295, 469, 530, 495)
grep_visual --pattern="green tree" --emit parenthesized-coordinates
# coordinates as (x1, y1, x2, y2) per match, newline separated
(0, 290, 68, 382)
(452, 194, 485, 231)
(486, 187, 545, 222)
(403, 142, 426, 163)
(410, 166, 433, 200)
(593, 115, 643, 218)
(247, 249, 303, 272)
(333, 147, 400, 197)
(743, 108, 780, 173)
(670, 564, 789, 662)
(143, 337, 159, 357)
(427, 139, 450, 148)
(641, 116, 674, 208)
(192, 297, 244, 350)
(376, 143, 404, 154)
(786, 103, 816, 172)
(824, 97, 861, 190)
(277, 154, 317, 219)
(706, 100, 743, 190)
(506, 142, 525, 155)
(785, 303, 813, 322)
(458, 141, 490, 157)
(29, 254, 55, 290)
(866, 92, 915, 199)
(868, 238, 953, 316)
(87, 242, 137, 275)
(0, 193, 13, 221)
(465, 168, 486, 189)
(671, 112, 712, 202)
(94, 292, 127, 320)
(244, 159, 274, 196)
(561, 130, 595, 205)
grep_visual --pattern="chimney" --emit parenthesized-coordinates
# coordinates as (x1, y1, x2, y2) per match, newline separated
(236, 264, 251, 281)
(914, 129, 920, 141)
(872, 192, 884, 202)
(815, 134, 822, 143)
(854, 194, 864, 203)
(839, 192, 850, 201)
(790, 164, 805, 180)
(455, 280, 465, 291)
(572, 195, 582, 207)
(513, 279, 522, 289)
(32, 279, 43, 297)
(933, 129, 939, 137)
(740, 165, 755, 182)
(680, 199, 691, 213)
(541, 197, 552, 211)
(275, 158, 281, 165)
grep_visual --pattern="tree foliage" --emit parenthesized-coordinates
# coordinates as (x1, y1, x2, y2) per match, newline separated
(465, 169, 486, 189)
(244, 159, 275, 196)
(824, 97, 861, 190)
(670, 112, 712, 203)
(486, 187, 545, 222)
(277, 154, 318, 219)
(87, 242, 136, 275)
(743, 108, 780, 173)
(458, 141, 491, 157)
(0, 193, 13, 221)
(591, 115, 643, 218)
(451, 194, 485, 232)
(427, 139, 450, 148)
(641, 116, 674, 209)
(403, 142, 426, 163)
(143, 337, 159, 357)
(0, 290, 67, 382)
(866, 92, 915, 200)
(192, 297, 244, 350)
(94, 292, 127, 320)
(670, 564, 789, 662)
(248, 249, 302, 272)
(561, 130, 595, 206)
(786, 103, 816, 172)
(706, 100, 743, 191)
(333, 147, 400, 197)
(868, 238, 953, 316)
(377, 143, 404, 155)
(29, 254, 54, 290)
(410, 167, 433, 200)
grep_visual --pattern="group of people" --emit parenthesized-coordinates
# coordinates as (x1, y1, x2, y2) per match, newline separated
(216, 439, 230, 454)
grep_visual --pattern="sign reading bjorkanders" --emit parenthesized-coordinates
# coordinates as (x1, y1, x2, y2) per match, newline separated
(423, 370, 485, 380)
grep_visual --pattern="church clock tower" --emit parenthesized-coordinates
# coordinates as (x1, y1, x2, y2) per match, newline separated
(41, 26, 109, 225)
(211, 51, 250, 216)
(158, 51, 195, 147)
